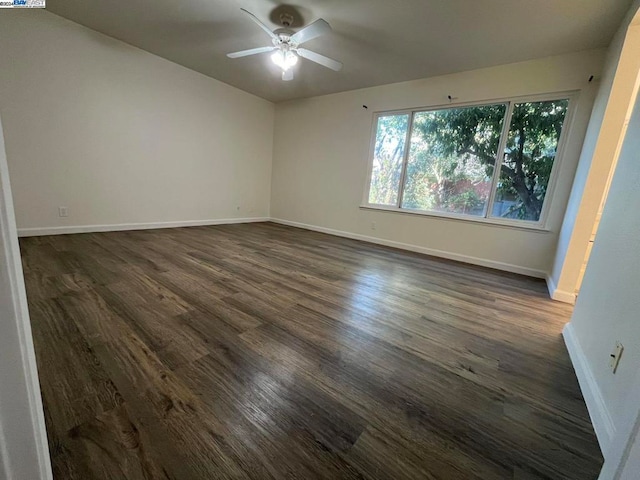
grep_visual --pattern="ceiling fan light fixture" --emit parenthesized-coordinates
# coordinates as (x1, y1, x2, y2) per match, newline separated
(271, 49, 298, 71)
(227, 9, 342, 81)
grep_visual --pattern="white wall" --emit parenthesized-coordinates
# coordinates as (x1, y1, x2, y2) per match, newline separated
(565, 86, 640, 458)
(271, 51, 604, 277)
(0, 115, 52, 479)
(0, 11, 274, 234)
(619, 427, 640, 480)
(550, 0, 640, 301)
(598, 364, 640, 480)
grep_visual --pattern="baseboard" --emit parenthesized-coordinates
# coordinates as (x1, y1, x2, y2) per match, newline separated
(18, 217, 552, 280)
(269, 218, 547, 278)
(546, 274, 577, 304)
(19, 215, 550, 279)
(563, 322, 615, 455)
(17, 217, 270, 237)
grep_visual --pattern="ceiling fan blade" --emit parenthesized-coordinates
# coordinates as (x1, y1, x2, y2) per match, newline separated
(227, 46, 276, 58)
(282, 69, 294, 81)
(296, 48, 343, 71)
(240, 8, 279, 41)
(290, 18, 332, 45)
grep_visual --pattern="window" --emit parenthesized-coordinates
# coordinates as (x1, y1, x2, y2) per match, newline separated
(364, 95, 572, 227)
(368, 114, 410, 206)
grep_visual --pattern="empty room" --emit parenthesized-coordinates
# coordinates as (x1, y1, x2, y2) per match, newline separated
(1, 1, 640, 479)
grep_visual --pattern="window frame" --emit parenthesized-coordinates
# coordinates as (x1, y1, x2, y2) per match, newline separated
(361, 91, 579, 231)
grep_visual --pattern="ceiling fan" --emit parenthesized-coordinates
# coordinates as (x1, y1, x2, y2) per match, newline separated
(227, 8, 343, 81)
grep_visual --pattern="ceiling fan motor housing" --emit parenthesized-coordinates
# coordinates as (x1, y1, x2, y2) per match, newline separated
(273, 29, 295, 45)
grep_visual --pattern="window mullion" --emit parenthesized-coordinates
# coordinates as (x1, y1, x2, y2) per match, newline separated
(396, 111, 415, 209)
(486, 102, 514, 219)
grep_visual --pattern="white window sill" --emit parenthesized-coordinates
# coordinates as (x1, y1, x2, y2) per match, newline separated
(359, 205, 552, 232)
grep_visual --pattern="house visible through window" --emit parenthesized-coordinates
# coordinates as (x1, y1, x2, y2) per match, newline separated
(365, 95, 571, 226)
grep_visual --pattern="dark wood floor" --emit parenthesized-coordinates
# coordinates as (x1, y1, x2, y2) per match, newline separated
(20, 222, 602, 480)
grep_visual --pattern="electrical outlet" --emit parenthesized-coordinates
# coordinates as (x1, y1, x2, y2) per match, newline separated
(58, 206, 69, 217)
(371, 222, 376, 230)
(609, 342, 624, 374)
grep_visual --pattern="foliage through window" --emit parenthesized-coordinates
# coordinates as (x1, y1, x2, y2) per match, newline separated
(366, 96, 570, 224)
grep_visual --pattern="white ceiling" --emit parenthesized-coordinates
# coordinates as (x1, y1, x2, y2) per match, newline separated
(46, 0, 634, 103)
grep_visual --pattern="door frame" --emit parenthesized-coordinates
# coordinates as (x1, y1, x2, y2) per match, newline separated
(0, 115, 52, 479)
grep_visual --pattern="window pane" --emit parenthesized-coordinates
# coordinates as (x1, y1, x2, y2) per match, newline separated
(491, 99, 569, 222)
(368, 114, 409, 206)
(401, 104, 506, 216)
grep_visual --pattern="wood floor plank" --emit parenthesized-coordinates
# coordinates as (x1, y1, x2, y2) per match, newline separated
(53, 403, 171, 480)
(19, 222, 602, 479)
(175, 349, 368, 479)
(28, 298, 122, 436)
(238, 313, 598, 480)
